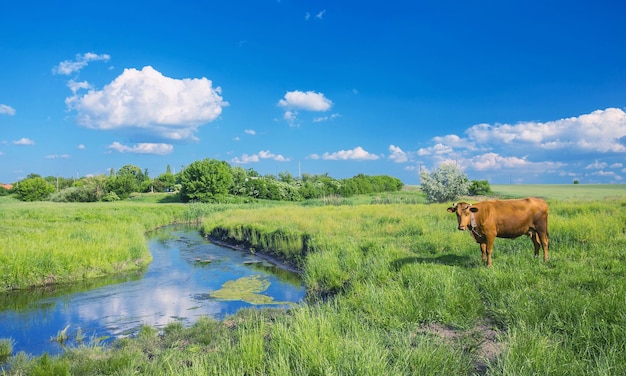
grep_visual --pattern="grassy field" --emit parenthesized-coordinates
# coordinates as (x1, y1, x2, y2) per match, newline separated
(0, 196, 187, 291)
(1, 186, 626, 375)
(491, 184, 626, 200)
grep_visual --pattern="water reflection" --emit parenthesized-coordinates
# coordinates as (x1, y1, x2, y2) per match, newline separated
(0, 225, 305, 357)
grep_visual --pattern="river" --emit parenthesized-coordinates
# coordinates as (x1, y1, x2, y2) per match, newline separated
(0, 225, 305, 358)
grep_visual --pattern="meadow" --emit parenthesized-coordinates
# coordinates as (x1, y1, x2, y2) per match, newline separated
(1, 186, 626, 375)
(0, 196, 187, 291)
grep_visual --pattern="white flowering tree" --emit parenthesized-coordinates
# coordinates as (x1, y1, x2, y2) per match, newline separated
(419, 164, 470, 203)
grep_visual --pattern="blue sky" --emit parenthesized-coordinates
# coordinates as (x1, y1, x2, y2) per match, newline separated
(1, 1, 626, 185)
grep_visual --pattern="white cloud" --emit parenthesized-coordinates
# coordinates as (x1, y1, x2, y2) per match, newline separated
(45, 154, 70, 159)
(388, 145, 408, 163)
(67, 80, 92, 94)
(53, 52, 111, 75)
(310, 146, 380, 161)
(313, 114, 340, 123)
(278, 90, 332, 111)
(316, 10, 327, 19)
(278, 90, 333, 126)
(77, 144, 85, 150)
(13, 138, 34, 145)
(469, 152, 564, 172)
(465, 108, 626, 153)
(231, 150, 290, 164)
(244, 129, 256, 135)
(412, 108, 626, 183)
(107, 141, 174, 155)
(66, 66, 227, 141)
(585, 160, 607, 170)
(417, 143, 454, 156)
(0, 104, 16, 115)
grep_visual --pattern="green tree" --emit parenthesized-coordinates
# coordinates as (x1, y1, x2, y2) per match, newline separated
(230, 166, 250, 196)
(419, 164, 469, 203)
(468, 180, 492, 196)
(105, 165, 146, 199)
(155, 171, 176, 192)
(180, 158, 234, 202)
(14, 176, 56, 201)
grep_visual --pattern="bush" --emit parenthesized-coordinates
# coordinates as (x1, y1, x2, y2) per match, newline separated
(14, 176, 56, 201)
(419, 164, 469, 203)
(49, 186, 99, 202)
(101, 192, 121, 202)
(468, 180, 492, 196)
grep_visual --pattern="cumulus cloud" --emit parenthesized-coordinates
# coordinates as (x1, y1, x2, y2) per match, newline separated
(413, 108, 626, 182)
(278, 90, 332, 111)
(107, 141, 174, 155)
(417, 143, 454, 156)
(13, 138, 34, 145)
(53, 52, 111, 75)
(388, 145, 408, 163)
(0, 104, 16, 115)
(66, 66, 227, 141)
(244, 129, 256, 135)
(278, 90, 333, 126)
(465, 108, 626, 153)
(231, 150, 290, 164)
(310, 146, 379, 161)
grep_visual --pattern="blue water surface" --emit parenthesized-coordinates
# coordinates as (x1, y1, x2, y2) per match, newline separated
(0, 225, 305, 357)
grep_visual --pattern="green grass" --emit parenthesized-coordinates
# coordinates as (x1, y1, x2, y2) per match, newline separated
(0, 198, 186, 291)
(2, 185, 626, 375)
(491, 184, 626, 200)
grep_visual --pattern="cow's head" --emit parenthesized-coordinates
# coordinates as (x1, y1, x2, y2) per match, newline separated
(447, 202, 478, 231)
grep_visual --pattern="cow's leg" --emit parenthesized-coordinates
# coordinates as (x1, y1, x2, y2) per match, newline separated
(485, 236, 495, 267)
(480, 243, 487, 263)
(529, 230, 541, 257)
(539, 231, 549, 262)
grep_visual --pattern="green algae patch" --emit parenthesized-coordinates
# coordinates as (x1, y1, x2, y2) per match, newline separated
(210, 274, 291, 305)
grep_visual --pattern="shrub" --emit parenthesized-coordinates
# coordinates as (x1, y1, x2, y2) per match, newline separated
(419, 164, 469, 203)
(14, 176, 56, 201)
(49, 186, 99, 202)
(468, 180, 492, 196)
(101, 192, 121, 202)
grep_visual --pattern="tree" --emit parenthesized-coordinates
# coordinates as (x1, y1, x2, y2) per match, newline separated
(180, 158, 234, 202)
(468, 180, 492, 196)
(14, 176, 56, 201)
(419, 164, 469, 203)
(155, 171, 176, 192)
(105, 164, 146, 199)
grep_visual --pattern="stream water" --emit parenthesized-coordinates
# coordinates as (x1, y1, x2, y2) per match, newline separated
(0, 225, 305, 358)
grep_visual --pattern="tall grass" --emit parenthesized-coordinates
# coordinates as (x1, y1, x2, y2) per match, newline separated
(2, 187, 626, 375)
(0, 199, 185, 291)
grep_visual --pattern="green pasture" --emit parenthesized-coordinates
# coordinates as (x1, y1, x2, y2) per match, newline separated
(1, 186, 626, 375)
(0, 196, 186, 291)
(491, 183, 626, 200)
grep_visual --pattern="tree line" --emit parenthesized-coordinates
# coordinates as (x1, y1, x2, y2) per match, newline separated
(3, 158, 404, 203)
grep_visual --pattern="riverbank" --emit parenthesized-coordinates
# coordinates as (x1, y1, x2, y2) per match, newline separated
(0, 198, 186, 292)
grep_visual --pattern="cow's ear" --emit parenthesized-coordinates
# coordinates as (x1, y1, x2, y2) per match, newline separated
(447, 206, 456, 213)
(469, 207, 479, 213)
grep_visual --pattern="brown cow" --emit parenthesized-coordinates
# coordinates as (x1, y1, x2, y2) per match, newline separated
(447, 198, 549, 267)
